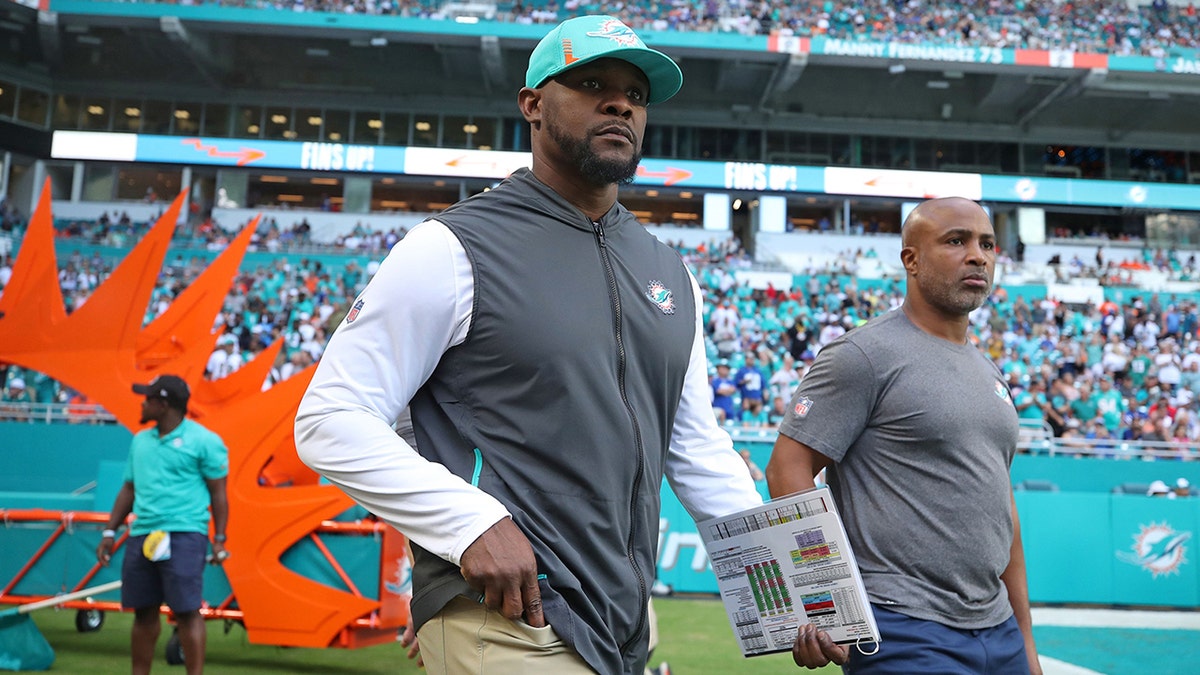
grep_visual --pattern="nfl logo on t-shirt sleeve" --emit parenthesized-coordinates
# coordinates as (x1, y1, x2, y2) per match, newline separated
(345, 299, 364, 324)
(794, 396, 813, 417)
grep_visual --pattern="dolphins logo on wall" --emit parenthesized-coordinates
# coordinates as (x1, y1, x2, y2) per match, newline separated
(1116, 522, 1192, 578)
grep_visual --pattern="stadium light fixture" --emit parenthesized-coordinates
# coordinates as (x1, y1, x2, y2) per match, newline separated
(888, 64, 905, 75)
(926, 81, 950, 89)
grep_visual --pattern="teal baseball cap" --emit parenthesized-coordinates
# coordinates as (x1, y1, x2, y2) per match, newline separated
(525, 15, 683, 105)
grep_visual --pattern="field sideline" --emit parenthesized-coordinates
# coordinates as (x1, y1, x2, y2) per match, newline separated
(10, 596, 1199, 673)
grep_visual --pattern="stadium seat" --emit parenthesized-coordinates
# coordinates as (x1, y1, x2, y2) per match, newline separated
(1111, 482, 1152, 495)
(1014, 479, 1060, 492)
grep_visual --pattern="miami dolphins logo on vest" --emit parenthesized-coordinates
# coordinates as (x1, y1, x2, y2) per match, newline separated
(994, 380, 1011, 403)
(587, 19, 641, 47)
(644, 280, 675, 315)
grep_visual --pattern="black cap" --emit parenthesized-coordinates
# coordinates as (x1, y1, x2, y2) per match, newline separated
(132, 375, 190, 408)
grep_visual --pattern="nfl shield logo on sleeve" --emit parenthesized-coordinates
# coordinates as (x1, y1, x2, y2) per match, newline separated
(794, 396, 813, 417)
(345, 298, 365, 324)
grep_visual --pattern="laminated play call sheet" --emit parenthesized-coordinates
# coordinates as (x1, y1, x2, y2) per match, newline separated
(698, 487, 880, 657)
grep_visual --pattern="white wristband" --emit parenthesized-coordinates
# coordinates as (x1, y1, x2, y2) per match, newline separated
(101, 529, 117, 539)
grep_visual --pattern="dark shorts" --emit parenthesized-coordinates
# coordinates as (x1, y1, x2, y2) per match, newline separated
(844, 605, 1030, 675)
(120, 531, 208, 613)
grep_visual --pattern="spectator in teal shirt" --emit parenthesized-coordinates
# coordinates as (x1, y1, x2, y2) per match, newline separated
(1070, 383, 1099, 425)
(1128, 345, 1153, 389)
(1014, 379, 1049, 424)
(1095, 376, 1129, 434)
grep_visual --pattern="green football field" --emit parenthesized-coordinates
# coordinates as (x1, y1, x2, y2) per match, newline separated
(9, 596, 827, 674)
(8, 596, 1200, 674)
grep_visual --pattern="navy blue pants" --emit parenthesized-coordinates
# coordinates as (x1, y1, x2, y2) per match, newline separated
(845, 605, 1031, 675)
(120, 532, 208, 613)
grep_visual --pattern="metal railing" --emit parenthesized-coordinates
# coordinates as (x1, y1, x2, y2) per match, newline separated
(3, 404, 1196, 461)
(730, 419, 1200, 462)
(0, 402, 118, 425)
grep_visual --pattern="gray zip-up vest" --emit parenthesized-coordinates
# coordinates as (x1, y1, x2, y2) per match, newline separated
(408, 168, 697, 675)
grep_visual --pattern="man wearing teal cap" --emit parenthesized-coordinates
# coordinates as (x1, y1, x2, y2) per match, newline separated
(525, 15, 683, 104)
(296, 14, 761, 675)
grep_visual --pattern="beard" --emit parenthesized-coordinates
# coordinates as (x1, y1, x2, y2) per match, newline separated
(919, 274, 990, 316)
(548, 122, 641, 187)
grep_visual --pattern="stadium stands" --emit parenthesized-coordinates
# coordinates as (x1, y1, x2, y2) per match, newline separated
(6, 218, 1200, 466)
(118, 0, 1200, 55)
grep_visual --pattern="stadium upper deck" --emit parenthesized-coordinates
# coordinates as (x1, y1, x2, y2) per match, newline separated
(42, 0, 1200, 56)
(5, 0, 1196, 148)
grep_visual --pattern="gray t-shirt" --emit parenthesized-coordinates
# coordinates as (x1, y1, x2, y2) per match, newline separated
(779, 309, 1017, 629)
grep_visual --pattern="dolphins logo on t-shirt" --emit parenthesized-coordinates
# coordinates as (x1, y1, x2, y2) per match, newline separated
(994, 380, 1012, 404)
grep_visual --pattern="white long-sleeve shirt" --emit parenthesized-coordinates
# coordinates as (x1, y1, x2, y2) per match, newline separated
(295, 219, 762, 566)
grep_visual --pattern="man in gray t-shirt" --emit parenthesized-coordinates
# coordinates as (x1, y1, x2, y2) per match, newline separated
(767, 197, 1041, 675)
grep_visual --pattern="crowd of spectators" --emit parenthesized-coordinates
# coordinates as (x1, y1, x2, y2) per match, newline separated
(1042, 245, 1200, 285)
(5, 223, 1200, 462)
(50, 211, 411, 256)
(701, 270, 1200, 460)
(138, 0, 1200, 57)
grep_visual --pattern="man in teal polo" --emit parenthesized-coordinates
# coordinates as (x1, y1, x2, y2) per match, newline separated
(1094, 374, 1128, 435)
(97, 374, 229, 675)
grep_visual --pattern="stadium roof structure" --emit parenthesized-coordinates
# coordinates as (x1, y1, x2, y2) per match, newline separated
(2, 1, 1200, 153)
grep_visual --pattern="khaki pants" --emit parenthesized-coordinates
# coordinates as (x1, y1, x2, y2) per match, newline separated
(418, 595, 597, 675)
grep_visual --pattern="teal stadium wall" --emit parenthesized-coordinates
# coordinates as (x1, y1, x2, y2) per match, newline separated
(4, 425, 1200, 607)
(0, 422, 380, 603)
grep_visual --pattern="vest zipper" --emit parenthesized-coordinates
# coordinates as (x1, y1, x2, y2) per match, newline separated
(591, 219, 649, 657)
